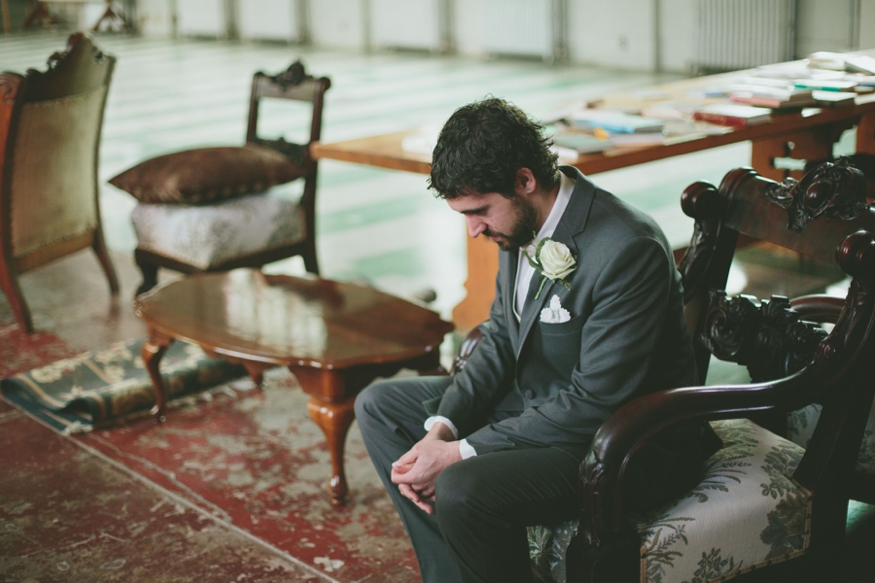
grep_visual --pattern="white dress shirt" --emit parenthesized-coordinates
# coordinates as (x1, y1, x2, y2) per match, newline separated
(425, 171, 576, 459)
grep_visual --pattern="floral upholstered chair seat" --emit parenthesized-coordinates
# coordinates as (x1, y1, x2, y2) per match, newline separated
(528, 418, 811, 583)
(130, 187, 305, 271)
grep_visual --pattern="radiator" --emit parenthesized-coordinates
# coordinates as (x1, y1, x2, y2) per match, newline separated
(694, 0, 796, 72)
(480, 0, 553, 59)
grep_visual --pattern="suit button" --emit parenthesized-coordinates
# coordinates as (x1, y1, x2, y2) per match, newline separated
(525, 390, 535, 400)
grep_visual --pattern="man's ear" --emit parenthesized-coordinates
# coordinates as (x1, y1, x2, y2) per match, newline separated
(515, 168, 538, 197)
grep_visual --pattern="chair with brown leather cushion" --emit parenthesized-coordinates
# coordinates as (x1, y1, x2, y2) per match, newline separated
(0, 32, 119, 333)
(109, 60, 330, 295)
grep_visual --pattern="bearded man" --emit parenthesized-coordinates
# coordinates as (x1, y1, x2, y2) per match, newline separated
(354, 97, 720, 583)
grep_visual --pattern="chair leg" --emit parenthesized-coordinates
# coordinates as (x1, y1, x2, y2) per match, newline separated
(92, 233, 120, 295)
(0, 259, 33, 333)
(134, 250, 159, 296)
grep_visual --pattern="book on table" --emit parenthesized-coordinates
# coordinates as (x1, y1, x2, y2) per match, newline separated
(812, 90, 857, 107)
(793, 79, 860, 92)
(845, 55, 875, 75)
(568, 110, 665, 134)
(693, 104, 772, 127)
(551, 132, 613, 155)
(728, 84, 816, 109)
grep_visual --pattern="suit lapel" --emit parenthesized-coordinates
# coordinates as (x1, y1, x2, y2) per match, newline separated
(515, 167, 596, 357)
(503, 248, 521, 349)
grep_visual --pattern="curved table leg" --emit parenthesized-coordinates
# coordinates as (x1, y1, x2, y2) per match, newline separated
(142, 330, 173, 422)
(307, 396, 356, 506)
(243, 362, 267, 389)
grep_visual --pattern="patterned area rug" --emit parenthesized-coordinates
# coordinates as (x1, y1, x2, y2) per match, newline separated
(1, 343, 422, 581)
(0, 325, 77, 378)
(0, 338, 245, 433)
(74, 366, 422, 582)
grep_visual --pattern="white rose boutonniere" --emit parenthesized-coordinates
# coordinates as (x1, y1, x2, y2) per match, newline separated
(524, 236, 577, 299)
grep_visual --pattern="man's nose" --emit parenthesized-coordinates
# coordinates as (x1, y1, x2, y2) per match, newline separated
(466, 216, 486, 238)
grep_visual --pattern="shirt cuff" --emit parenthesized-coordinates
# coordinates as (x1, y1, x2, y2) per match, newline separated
(424, 415, 459, 439)
(459, 438, 477, 459)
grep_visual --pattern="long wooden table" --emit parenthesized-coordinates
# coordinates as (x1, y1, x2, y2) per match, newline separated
(313, 62, 875, 331)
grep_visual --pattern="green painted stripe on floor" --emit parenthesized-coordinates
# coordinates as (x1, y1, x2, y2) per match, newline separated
(318, 195, 430, 235)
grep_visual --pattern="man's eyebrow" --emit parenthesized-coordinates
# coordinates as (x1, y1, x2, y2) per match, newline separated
(458, 204, 489, 215)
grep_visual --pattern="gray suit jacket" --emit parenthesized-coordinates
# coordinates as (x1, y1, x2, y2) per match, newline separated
(435, 166, 698, 456)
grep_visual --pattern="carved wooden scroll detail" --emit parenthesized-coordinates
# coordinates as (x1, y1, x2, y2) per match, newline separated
(0, 73, 23, 105)
(814, 231, 875, 363)
(700, 291, 828, 382)
(272, 60, 308, 89)
(677, 181, 724, 303)
(764, 157, 868, 232)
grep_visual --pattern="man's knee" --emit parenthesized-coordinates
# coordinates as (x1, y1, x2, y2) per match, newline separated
(354, 380, 391, 433)
(435, 460, 486, 530)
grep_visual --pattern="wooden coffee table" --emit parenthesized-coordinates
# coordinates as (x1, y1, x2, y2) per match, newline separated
(133, 269, 453, 505)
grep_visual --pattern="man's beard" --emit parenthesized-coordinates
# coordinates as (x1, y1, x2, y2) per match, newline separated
(484, 195, 539, 251)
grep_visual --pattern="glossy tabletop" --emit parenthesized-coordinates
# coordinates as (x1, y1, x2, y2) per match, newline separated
(133, 269, 453, 370)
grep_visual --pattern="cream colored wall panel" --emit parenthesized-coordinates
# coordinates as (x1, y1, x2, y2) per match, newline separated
(309, 0, 367, 48)
(369, 0, 441, 51)
(238, 0, 299, 41)
(860, 0, 875, 49)
(177, 0, 227, 37)
(567, 0, 656, 70)
(796, 0, 855, 56)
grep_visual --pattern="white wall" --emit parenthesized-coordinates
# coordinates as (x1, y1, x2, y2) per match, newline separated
(176, 0, 227, 37)
(454, 0, 489, 55)
(369, 0, 441, 51)
(860, 0, 875, 49)
(238, 0, 299, 42)
(309, 0, 367, 49)
(796, 0, 856, 56)
(131, 0, 174, 36)
(658, 0, 695, 73)
(566, 0, 656, 70)
(131, 0, 867, 73)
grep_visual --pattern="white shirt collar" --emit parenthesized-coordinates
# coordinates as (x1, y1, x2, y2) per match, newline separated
(514, 171, 575, 318)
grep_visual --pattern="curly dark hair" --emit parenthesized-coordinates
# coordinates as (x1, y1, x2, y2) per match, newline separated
(428, 97, 559, 199)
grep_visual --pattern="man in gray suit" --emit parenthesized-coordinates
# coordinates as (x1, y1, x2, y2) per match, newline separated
(355, 98, 716, 583)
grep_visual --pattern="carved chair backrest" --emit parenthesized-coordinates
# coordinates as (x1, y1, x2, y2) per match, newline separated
(677, 160, 875, 498)
(679, 160, 874, 380)
(0, 32, 114, 271)
(244, 61, 331, 171)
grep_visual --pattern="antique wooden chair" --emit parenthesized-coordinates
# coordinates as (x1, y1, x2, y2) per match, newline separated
(111, 61, 330, 295)
(453, 159, 875, 583)
(566, 159, 875, 583)
(0, 33, 119, 332)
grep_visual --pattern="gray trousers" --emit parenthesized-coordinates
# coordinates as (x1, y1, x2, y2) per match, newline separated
(354, 375, 585, 583)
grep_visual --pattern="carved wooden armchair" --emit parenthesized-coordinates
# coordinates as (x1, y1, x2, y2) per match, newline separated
(453, 159, 875, 583)
(567, 159, 875, 583)
(108, 61, 330, 295)
(0, 33, 119, 332)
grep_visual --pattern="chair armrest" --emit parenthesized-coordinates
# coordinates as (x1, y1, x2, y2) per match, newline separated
(577, 364, 840, 549)
(579, 225, 875, 549)
(790, 294, 845, 324)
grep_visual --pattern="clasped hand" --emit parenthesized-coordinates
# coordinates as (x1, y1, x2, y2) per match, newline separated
(391, 423, 461, 515)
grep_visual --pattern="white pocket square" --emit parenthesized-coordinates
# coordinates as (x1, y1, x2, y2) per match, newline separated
(540, 295, 571, 324)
